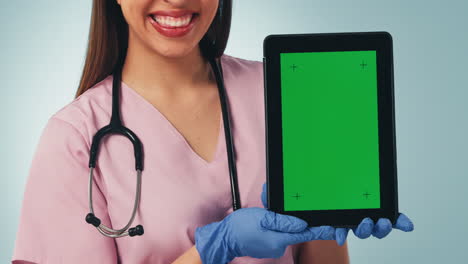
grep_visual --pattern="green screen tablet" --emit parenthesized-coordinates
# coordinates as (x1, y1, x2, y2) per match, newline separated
(263, 32, 399, 227)
(281, 50, 381, 211)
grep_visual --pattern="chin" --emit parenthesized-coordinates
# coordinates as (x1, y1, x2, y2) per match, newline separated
(153, 43, 199, 59)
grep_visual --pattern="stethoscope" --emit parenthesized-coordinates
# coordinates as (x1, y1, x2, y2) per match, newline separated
(84, 53, 241, 238)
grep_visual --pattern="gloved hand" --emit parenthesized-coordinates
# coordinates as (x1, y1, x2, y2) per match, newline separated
(195, 197, 336, 263)
(261, 182, 415, 246)
(334, 213, 414, 246)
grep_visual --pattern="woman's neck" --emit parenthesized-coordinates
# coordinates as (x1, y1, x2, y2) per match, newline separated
(121, 37, 215, 98)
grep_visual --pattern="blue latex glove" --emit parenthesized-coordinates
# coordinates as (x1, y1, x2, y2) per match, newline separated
(261, 182, 415, 246)
(334, 213, 414, 246)
(195, 200, 336, 263)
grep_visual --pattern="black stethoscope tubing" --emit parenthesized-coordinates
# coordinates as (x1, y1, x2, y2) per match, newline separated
(85, 55, 241, 237)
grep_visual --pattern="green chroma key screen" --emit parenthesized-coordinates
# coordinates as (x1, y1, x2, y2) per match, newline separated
(280, 50, 381, 211)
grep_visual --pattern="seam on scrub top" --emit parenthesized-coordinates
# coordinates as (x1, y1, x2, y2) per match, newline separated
(49, 116, 109, 200)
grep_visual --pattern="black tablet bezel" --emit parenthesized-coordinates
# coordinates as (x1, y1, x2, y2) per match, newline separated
(263, 32, 399, 228)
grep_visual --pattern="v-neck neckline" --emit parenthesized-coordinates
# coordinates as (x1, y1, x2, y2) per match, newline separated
(118, 58, 228, 167)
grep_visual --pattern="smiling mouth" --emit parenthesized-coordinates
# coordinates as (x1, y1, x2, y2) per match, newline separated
(149, 13, 198, 28)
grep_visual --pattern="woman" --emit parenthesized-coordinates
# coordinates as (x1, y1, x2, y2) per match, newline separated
(12, 0, 413, 263)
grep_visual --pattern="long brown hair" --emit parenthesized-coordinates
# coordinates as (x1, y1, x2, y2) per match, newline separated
(75, 0, 232, 98)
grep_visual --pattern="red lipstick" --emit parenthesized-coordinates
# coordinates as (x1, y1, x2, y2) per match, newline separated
(148, 10, 198, 38)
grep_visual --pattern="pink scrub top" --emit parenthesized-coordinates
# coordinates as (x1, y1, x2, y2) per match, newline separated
(12, 54, 300, 263)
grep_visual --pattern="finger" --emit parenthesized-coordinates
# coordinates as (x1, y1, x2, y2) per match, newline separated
(283, 226, 336, 245)
(260, 210, 308, 233)
(394, 213, 414, 232)
(335, 228, 350, 246)
(352, 217, 374, 239)
(372, 218, 392, 239)
(261, 182, 267, 208)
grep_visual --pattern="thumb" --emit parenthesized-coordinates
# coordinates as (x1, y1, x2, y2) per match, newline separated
(282, 225, 336, 245)
(260, 210, 308, 233)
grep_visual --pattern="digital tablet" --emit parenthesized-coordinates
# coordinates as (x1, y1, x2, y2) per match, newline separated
(263, 32, 399, 228)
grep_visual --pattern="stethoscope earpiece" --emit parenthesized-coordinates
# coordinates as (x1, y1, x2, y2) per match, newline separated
(85, 213, 101, 227)
(128, 225, 144, 237)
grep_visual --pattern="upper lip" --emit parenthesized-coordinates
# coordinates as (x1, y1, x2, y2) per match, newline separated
(149, 10, 197, 18)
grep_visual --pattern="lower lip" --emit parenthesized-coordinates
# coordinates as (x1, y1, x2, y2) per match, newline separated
(148, 15, 197, 38)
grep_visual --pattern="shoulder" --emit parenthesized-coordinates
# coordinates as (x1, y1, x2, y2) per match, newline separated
(219, 54, 266, 128)
(47, 75, 113, 143)
(220, 54, 263, 80)
(220, 54, 264, 101)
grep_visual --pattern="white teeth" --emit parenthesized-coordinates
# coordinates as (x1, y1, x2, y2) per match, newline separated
(152, 14, 192, 27)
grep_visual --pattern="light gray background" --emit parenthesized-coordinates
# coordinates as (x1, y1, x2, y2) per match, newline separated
(1, 0, 467, 263)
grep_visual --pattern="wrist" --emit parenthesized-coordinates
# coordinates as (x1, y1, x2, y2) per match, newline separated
(195, 221, 235, 264)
